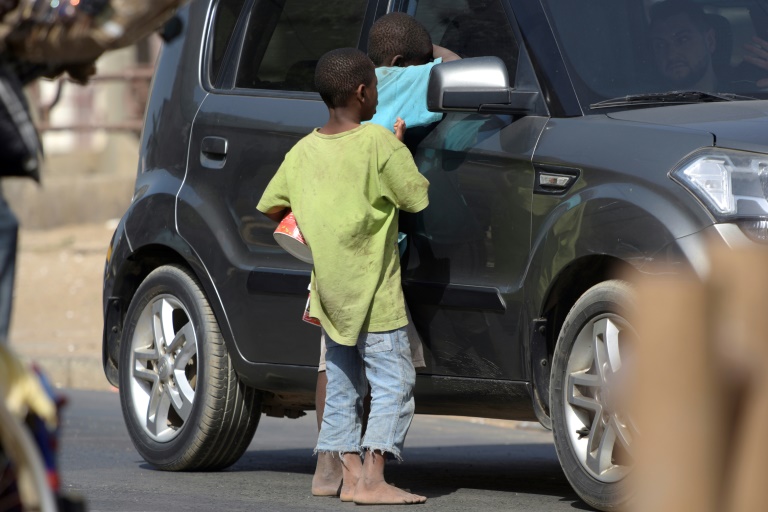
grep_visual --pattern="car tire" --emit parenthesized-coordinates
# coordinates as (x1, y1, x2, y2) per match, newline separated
(550, 280, 636, 511)
(118, 264, 261, 471)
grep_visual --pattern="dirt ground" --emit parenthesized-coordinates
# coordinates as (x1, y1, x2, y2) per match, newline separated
(9, 221, 116, 364)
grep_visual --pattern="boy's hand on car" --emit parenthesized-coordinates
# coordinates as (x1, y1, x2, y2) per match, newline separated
(394, 117, 406, 141)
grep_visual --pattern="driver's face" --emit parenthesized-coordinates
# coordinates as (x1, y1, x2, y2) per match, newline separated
(651, 13, 715, 86)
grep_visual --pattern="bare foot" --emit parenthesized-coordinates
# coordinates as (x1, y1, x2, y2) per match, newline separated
(339, 452, 363, 502)
(339, 477, 359, 502)
(353, 479, 427, 505)
(311, 452, 342, 497)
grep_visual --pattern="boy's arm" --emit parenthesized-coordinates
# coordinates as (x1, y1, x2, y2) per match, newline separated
(262, 206, 288, 223)
(256, 164, 291, 222)
(433, 44, 461, 62)
(380, 147, 429, 213)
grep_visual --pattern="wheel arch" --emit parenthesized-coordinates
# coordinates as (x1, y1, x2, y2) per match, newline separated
(542, 255, 636, 350)
(529, 254, 637, 427)
(103, 242, 236, 389)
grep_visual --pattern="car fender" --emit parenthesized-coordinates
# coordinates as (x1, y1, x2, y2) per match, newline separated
(102, 170, 240, 388)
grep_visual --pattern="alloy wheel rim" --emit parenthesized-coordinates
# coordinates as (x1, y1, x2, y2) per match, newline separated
(562, 313, 636, 483)
(128, 294, 198, 442)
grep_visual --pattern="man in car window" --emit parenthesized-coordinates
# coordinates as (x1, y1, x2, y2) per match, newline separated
(650, 0, 717, 90)
(649, 0, 768, 92)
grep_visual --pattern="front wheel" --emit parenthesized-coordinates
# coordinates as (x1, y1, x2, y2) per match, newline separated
(550, 280, 637, 511)
(119, 264, 262, 471)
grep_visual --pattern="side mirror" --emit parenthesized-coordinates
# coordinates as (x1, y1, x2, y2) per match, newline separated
(427, 56, 538, 114)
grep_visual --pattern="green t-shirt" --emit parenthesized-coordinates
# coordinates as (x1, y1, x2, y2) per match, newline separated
(256, 123, 429, 346)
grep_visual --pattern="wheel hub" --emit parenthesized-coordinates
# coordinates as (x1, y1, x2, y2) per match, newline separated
(158, 355, 174, 382)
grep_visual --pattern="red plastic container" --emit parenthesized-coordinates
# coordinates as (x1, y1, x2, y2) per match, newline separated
(273, 211, 313, 264)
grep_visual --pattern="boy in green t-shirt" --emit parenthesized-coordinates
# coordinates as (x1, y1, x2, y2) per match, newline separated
(257, 48, 429, 505)
(312, 14, 461, 496)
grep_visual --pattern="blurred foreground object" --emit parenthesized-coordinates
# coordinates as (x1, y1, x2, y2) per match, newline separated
(0, 0, 187, 362)
(0, 344, 56, 427)
(0, 0, 187, 82)
(627, 246, 768, 512)
(0, 344, 84, 511)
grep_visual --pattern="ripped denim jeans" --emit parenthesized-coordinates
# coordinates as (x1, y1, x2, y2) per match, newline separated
(315, 327, 416, 461)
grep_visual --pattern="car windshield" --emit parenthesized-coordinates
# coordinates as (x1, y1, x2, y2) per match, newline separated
(540, 0, 768, 110)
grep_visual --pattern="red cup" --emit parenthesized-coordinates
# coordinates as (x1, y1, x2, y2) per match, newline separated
(273, 211, 313, 264)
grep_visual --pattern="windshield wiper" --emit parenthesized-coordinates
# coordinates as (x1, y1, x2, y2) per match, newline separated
(590, 90, 757, 109)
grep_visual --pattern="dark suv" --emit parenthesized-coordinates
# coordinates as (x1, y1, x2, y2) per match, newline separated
(102, 0, 768, 509)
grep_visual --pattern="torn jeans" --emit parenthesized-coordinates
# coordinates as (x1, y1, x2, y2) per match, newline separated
(316, 327, 416, 460)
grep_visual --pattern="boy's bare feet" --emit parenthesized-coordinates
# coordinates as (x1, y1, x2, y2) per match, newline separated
(353, 450, 427, 505)
(311, 452, 342, 497)
(353, 480, 427, 505)
(339, 452, 363, 502)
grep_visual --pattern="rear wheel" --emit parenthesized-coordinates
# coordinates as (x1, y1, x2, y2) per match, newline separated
(119, 264, 261, 471)
(550, 280, 637, 511)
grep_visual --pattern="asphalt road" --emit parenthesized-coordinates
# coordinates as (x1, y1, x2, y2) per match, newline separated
(55, 389, 592, 512)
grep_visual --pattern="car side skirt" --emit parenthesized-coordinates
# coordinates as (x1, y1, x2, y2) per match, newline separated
(240, 363, 537, 421)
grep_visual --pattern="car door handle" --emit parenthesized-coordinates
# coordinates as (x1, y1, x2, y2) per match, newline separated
(201, 136, 228, 157)
(200, 136, 228, 169)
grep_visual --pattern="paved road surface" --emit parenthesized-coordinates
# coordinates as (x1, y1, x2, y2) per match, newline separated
(56, 389, 591, 512)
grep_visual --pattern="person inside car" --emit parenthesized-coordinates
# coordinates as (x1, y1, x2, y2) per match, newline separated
(257, 47, 430, 505)
(649, 0, 768, 92)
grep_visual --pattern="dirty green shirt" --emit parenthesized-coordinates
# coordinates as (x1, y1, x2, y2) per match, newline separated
(256, 123, 429, 346)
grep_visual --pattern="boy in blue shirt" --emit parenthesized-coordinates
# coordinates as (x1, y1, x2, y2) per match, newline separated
(367, 12, 460, 134)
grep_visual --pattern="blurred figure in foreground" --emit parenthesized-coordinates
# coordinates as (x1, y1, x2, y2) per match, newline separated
(0, 0, 188, 345)
(627, 245, 768, 512)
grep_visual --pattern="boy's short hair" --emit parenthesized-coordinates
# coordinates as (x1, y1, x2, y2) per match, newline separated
(314, 48, 375, 108)
(368, 12, 432, 67)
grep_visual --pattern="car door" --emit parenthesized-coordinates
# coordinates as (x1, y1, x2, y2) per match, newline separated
(395, 0, 544, 381)
(179, 0, 380, 366)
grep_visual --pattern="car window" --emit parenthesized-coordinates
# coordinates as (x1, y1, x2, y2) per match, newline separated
(541, 0, 768, 107)
(210, 0, 246, 85)
(403, 0, 519, 79)
(235, 0, 369, 92)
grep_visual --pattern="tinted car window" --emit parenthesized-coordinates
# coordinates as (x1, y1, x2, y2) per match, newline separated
(235, 0, 368, 92)
(210, 0, 245, 85)
(541, 0, 768, 107)
(405, 0, 519, 79)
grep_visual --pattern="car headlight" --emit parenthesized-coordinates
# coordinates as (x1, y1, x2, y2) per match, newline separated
(671, 148, 768, 241)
